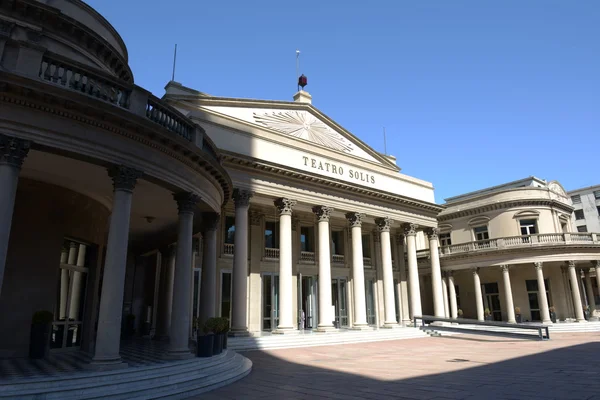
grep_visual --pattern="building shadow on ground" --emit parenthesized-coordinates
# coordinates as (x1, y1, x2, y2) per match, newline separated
(199, 334, 600, 400)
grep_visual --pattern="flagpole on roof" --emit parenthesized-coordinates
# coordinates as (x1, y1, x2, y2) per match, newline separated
(171, 44, 178, 82)
(383, 127, 387, 156)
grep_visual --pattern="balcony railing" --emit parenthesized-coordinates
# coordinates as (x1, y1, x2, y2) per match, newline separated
(438, 232, 599, 257)
(264, 248, 280, 260)
(223, 243, 234, 256)
(146, 95, 194, 141)
(300, 251, 315, 263)
(332, 254, 345, 264)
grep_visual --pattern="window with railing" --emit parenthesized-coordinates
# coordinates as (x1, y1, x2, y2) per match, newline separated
(265, 221, 279, 249)
(439, 233, 452, 247)
(594, 190, 600, 200)
(473, 226, 490, 248)
(224, 216, 235, 244)
(300, 226, 314, 252)
(575, 210, 585, 220)
(331, 230, 345, 256)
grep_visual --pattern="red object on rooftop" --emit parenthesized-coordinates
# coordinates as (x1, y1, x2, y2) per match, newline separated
(298, 74, 308, 89)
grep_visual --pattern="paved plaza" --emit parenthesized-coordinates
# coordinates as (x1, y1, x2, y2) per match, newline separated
(197, 333, 600, 400)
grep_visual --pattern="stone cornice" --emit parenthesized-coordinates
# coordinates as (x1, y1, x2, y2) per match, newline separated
(438, 199, 573, 221)
(0, 73, 232, 205)
(221, 152, 444, 215)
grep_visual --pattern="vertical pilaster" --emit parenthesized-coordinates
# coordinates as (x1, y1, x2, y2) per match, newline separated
(501, 265, 516, 323)
(395, 234, 411, 325)
(199, 213, 219, 330)
(594, 261, 600, 305)
(584, 268, 596, 310)
(441, 272, 450, 318)
(534, 262, 552, 324)
(567, 261, 586, 322)
(92, 165, 143, 367)
(426, 228, 444, 318)
(0, 134, 30, 297)
(376, 217, 397, 327)
(473, 268, 484, 321)
(346, 212, 368, 328)
(448, 272, 458, 319)
(404, 223, 422, 320)
(156, 246, 176, 339)
(231, 189, 252, 335)
(167, 192, 200, 359)
(274, 198, 297, 333)
(313, 206, 335, 331)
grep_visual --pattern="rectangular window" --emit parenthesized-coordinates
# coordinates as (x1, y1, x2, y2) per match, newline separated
(574, 210, 585, 220)
(455, 285, 461, 309)
(594, 190, 600, 199)
(220, 271, 232, 319)
(224, 216, 235, 244)
(439, 233, 452, 247)
(331, 231, 344, 255)
(473, 226, 490, 242)
(571, 195, 581, 204)
(361, 234, 371, 258)
(300, 226, 314, 252)
(264, 221, 279, 249)
(519, 219, 538, 236)
(525, 278, 551, 322)
(577, 225, 588, 232)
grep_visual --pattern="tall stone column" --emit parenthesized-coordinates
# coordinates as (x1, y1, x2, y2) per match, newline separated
(584, 268, 596, 310)
(68, 244, 87, 320)
(473, 268, 484, 321)
(92, 166, 143, 367)
(0, 135, 30, 297)
(594, 261, 600, 303)
(447, 272, 458, 319)
(404, 223, 422, 320)
(274, 198, 297, 332)
(166, 192, 200, 359)
(156, 246, 176, 339)
(567, 261, 586, 322)
(199, 213, 219, 330)
(441, 272, 450, 318)
(313, 206, 334, 331)
(501, 265, 516, 323)
(231, 189, 252, 335)
(395, 234, 411, 325)
(427, 228, 444, 318)
(534, 262, 552, 324)
(376, 217, 397, 327)
(346, 212, 368, 328)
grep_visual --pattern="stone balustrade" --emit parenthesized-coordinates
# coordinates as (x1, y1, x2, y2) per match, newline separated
(332, 254, 345, 264)
(264, 247, 280, 260)
(300, 251, 315, 263)
(224, 243, 234, 256)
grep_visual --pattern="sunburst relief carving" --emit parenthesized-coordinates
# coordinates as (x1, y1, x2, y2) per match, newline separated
(253, 110, 353, 153)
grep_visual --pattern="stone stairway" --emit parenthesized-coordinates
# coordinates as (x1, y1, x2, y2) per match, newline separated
(0, 350, 251, 400)
(228, 327, 431, 352)
(421, 321, 600, 338)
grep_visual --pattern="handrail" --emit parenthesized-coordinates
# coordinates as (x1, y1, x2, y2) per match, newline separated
(414, 315, 550, 340)
(146, 95, 194, 141)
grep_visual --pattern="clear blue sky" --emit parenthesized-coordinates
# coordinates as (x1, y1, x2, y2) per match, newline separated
(87, 0, 599, 203)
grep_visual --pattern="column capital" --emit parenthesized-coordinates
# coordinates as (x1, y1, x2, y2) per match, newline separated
(174, 192, 200, 214)
(447, 270, 454, 278)
(375, 217, 392, 232)
(426, 227, 440, 240)
(232, 188, 253, 208)
(500, 264, 510, 273)
(274, 198, 297, 216)
(108, 165, 143, 192)
(249, 210, 262, 226)
(202, 212, 220, 232)
(394, 233, 405, 244)
(471, 267, 479, 276)
(312, 205, 334, 222)
(0, 134, 31, 168)
(594, 260, 600, 268)
(534, 261, 543, 271)
(345, 212, 365, 228)
(566, 260, 576, 269)
(403, 223, 419, 236)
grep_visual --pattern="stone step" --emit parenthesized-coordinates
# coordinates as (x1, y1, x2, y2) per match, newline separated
(0, 351, 251, 400)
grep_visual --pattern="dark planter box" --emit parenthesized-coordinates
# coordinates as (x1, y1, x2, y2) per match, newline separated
(515, 314, 522, 323)
(485, 316, 493, 321)
(212, 333, 223, 355)
(29, 322, 51, 359)
(584, 311, 590, 321)
(222, 333, 228, 350)
(197, 334, 214, 358)
(550, 312, 557, 323)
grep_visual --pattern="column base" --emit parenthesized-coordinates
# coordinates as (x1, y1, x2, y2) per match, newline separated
(507, 319, 517, 324)
(542, 319, 553, 325)
(163, 349, 194, 360)
(272, 327, 298, 335)
(401, 319, 412, 327)
(576, 319, 588, 323)
(349, 324, 372, 331)
(382, 322, 401, 329)
(228, 330, 251, 337)
(315, 325, 337, 333)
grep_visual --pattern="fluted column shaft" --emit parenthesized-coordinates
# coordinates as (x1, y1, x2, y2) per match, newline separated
(567, 261, 586, 322)
(584, 269, 596, 310)
(395, 235, 411, 325)
(92, 166, 143, 365)
(156, 246, 176, 338)
(595, 261, 600, 304)
(534, 262, 552, 324)
(501, 265, 516, 323)
(441, 273, 450, 318)
(473, 269, 484, 321)
(427, 228, 444, 318)
(448, 272, 458, 319)
(231, 189, 252, 334)
(313, 206, 334, 330)
(167, 192, 200, 358)
(376, 218, 397, 326)
(0, 135, 30, 297)
(404, 224, 422, 319)
(347, 212, 368, 327)
(275, 198, 296, 332)
(199, 213, 219, 329)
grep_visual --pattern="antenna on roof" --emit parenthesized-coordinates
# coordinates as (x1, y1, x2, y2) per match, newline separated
(383, 127, 387, 156)
(171, 44, 178, 82)
(296, 49, 300, 80)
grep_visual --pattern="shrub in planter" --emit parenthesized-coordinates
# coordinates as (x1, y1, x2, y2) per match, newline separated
(484, 308, 493, 321)
(514, 307, 522, 323)
(583, 305, 590, 321)
(218, 318, 230, 349)
(549, 306, 557, 323)
(205, 318, 223, 355)
(197, 319, 214, 358)
(30, 310, 53, 359)
(457, 309, 463, 318)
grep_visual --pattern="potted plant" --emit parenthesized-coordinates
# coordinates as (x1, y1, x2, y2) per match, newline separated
(457, 309, 463, 318)
(29, 310, 53, 359)
(197, 319, 214, 358)
(583, 305, 590, 321)
(515, 307, 522, 323)
(207, 317, 223, 355)
(484, 308, 493, 321)
(219, 318, 230, 350)
(549, 306, 557, 323)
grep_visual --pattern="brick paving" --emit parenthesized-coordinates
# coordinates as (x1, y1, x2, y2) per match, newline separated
(195, 332, 600, 400)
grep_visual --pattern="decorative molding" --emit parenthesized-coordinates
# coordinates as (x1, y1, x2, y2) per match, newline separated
(249, 210, 262, 226)
(375, 217, 392, 233)
(594, 260, 600, 268)
(534, 262, 543, 271)
(345, 212, 364, 228)
(0, 20, 15, 37)
(467, 216, 491, 227)
(438, 223, 452, 233)
(567, 260, 576, 269)
(274, 198, 297, 216)
(203, 212, 220, 231)
(403, 223, 418, 236)
(472, 267, 479, 276)
(232, 188, 253, 208)
(26, 30, 43, 44)
(174, 192, 201, 214)
(313, 206, 333, 222)
(108, 165, 143, 192)
(500, 265, 510, 273)
(0, 134, 31, 168)
(513, 210, 540, 219)
(426, 227, 440, 240)
(439, 199, 573, 221)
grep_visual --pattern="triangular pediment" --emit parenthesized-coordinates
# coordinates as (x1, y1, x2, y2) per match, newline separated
(163, 82, 398, 170)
